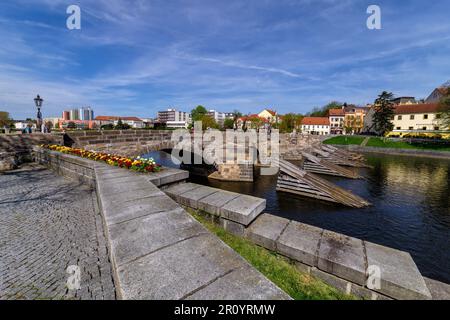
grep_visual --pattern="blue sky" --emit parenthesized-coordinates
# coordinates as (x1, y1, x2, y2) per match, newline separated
(1, 0, 449, 119)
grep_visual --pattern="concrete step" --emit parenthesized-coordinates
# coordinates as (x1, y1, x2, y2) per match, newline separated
(164, 182, 265, 227)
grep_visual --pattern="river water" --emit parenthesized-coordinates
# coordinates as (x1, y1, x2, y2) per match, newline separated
(144, 151, 450, 284)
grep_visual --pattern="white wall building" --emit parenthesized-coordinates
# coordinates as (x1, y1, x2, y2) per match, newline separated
(301, 117, 331, 135)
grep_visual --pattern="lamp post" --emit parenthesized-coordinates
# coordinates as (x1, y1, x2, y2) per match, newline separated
(34, 94, 44, 133)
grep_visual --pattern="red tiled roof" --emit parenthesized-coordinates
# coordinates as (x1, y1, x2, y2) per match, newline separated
(95, 116, 142, 121)
(301, 117, 330, 126)
(238, 115, 268, 122)
(265, 109, 277, 116)
(328, 108, 345, 116)
(394, 103, 440, 115)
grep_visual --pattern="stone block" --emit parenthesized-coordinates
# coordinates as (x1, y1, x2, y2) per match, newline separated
(108, 208, 206, 266)
(96, 177, 150, 197)
(220, 218, 245, 237)
(276, 221, 322, 267)
(163, 183, 201, 202)
(311, 268, 352, 295)
(116, 233, 245, 299)
(365, 241, 431, 300)
(245, 213, 290, 251)
(424, 277, 450, 300)
(197, 190, 240, 216)
(101, 194, 180, 225)
(317, 230, 366, 285)
(186, 266, 291, 300)
(177, 186, 219, 208)
(220, 195, 266, 226)
(99, 186, 164, 207)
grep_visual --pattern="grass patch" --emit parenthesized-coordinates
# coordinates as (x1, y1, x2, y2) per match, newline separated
(367, 137, 450, 151)
(323, 136, 365, 146)
(188, 209, 355, 300)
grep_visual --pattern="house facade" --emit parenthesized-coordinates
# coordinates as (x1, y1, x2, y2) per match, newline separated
(343, 106, 369, 134)
(392, 103, 444, 132)
(258, 109, 279, 124)
(301, 117, 330, 135)
(328, 108, 345, 134)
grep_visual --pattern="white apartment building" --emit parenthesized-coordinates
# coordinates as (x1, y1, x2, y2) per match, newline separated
(207, 110, 227, 125)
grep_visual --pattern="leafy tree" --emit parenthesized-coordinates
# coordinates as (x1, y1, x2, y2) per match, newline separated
(438, 87, 450, 130)
(101, 123, 114, 130)
(199, 114, 219, 130)
(231, 110, 242, 128)
(114, 119, 130, 130)
(279, 113, 303, 133)
(223, 118, 235, 130)
(308, 101, 342, 117)
(191, 105, 208, 121)
(0, 111, 13, 128)
(373, 91, 395, 136)
(67, 121, 77, 129)
(249, 117, 264, 129)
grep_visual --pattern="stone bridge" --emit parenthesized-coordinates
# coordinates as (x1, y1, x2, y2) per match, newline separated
(0, 130, 324, 176)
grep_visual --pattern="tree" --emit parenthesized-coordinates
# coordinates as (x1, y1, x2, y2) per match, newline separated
(279, 113, 303, 133)
(114, 119, 130, 130)
(231, 110, 242, 129)
(191, 105, 208, 121)
(199, 114, 219, 130)
(249, 117, 264, 130)
(101, 123, 114, 130)
(67, 121, 77, 129)
(373, 91, 395, 136)
(438, 87, 450, 130)
(308, 101, 342, 117)
(0, 111, 13, 128)
(223, 118, 235, 130)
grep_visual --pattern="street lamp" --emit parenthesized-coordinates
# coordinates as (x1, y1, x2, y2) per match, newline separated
(34, 94, 44, 133)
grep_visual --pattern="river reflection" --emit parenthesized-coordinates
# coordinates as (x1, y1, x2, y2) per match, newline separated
(144, 151, 450, 284)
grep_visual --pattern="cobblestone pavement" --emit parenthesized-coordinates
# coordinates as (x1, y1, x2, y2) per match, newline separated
(0, 165, 116, 300)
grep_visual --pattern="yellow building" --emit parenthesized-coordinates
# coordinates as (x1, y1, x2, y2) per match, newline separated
(258, 109, 278, 124)
(343, 106, 368, 134)
(392, 103, 444, 132)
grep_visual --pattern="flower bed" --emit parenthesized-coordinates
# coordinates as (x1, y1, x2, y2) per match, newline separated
(42, 145, 162, 173)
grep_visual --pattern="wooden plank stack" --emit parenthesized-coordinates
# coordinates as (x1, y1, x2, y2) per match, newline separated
(277, 159, 370, 208)
(301, 152, 362, 179)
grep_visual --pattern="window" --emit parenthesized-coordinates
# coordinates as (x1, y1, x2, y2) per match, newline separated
(409, 127, 414, 130)
(410, 115, 415, 120)
(398, 115, 402, 120)
(423, 114, 428, 119)
(422, 127, 427, 131)
(434, 127, 439, 131)
(436, 114, 441, 119)
(396, 127, 401, 130)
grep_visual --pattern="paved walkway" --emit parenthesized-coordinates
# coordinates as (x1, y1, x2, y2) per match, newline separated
(0, 165, 115, 300)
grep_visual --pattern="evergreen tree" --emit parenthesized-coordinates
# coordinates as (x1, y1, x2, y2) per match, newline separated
(438, 88, 450, 130)
(373, 91, 395, 136)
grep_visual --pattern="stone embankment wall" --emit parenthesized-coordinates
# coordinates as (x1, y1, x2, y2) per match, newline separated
(65, 130, 175, 157)
(163, 182, 439, 300)
(34, 147, 289, 300)
(0, 134, 62, 171)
